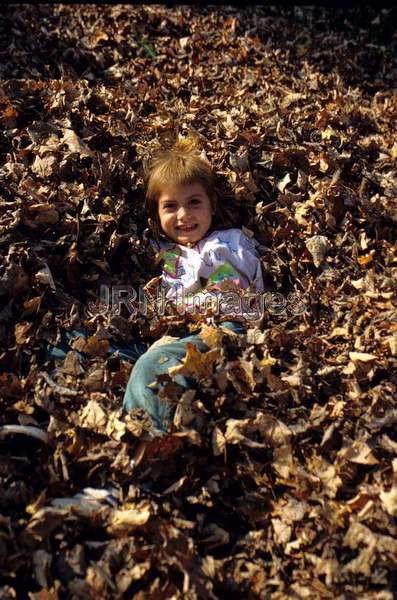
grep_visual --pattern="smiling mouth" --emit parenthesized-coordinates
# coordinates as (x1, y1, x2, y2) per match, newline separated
(176, 225, 197, 232)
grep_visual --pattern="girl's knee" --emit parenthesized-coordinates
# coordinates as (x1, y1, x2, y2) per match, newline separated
(130, 348, 167, 380)
(123, 348, 173, 405)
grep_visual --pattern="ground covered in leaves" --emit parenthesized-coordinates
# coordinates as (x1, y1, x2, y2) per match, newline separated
(0, 5, 397, 599)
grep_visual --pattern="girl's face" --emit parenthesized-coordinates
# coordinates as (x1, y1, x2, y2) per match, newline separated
(157, 181, 214, 246)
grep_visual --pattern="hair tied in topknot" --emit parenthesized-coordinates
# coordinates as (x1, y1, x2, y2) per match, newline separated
(173, 133, 200, 154)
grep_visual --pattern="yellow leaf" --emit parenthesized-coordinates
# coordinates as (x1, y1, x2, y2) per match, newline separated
(168, 343, 219, 379)
(200, 323, 223, 349)
(321, 127, 336, 140)
(83, 336, 110, 357)
(357, 250, 375, 265)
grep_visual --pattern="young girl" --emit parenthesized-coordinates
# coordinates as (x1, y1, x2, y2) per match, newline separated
(123, 136, 265, 434)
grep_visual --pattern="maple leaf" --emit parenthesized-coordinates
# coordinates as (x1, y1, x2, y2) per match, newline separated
(168, 342, 220, 379)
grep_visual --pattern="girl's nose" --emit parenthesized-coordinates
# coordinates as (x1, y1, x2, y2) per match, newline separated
(177, 205, 189, 220)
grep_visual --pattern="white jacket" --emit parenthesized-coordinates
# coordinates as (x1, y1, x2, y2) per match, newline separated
(157, 228, 265, 316)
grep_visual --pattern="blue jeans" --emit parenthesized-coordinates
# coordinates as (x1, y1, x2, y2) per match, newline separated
(123, 321, 245, 433)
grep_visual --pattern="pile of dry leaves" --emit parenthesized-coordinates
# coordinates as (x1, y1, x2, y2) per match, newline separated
(0, 5, 396, 599)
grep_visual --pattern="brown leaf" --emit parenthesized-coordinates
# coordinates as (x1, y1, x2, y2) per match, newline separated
(305, 235, 331, 267)
(106, 501, 152, 535)
(212, 426, 226, 457)
(31, 155, 57, 178)
(61, 129, 94, 158)
(379, 459, 397, 516)
(81, 336, 110, 357)
(79, 399, 107, 432)
(199, 523, 230, 548)
(23, 203, 59, 228)
(22, 295, 43, 316)
(1, 104, 18, 128)
(338, 440, 379, 465)
(0, 372, 23, 398)
(14, 321, 34, 345)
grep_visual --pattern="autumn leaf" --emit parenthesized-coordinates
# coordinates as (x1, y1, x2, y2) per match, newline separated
(168, 342, 220, 379)
(0, 5, 396, 598)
